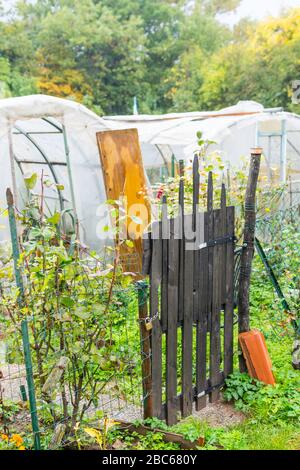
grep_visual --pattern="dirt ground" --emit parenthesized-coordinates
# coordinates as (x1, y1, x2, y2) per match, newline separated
(192, 397, 245, 427)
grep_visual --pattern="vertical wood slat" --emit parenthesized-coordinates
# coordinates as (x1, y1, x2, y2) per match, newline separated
(166, 217, 179, 425)
(178, 160, 185, 323)
(224, 206, 235, 376)
(221, 184, 227, 307)
(192, 156, 200, 322)
(182, 174, 194, 417)
(161, 196, 169, 332)
(150, 221, 163, 417)
(219, 184, 227, 375)
(196, 211, 208, 410)
(207, 172, 214, 332)
(210, 208, 222, 403)
(144, 165, 236, 421)
(198, 212, 208, 320)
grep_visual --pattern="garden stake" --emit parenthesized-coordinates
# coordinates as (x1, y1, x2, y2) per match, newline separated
(6, 188, 41, 450)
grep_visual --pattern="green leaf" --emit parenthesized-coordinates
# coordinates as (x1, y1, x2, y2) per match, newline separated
(61, 296, 75, 308)
(24, 172, 37, 190)
(47, 212, 61, 225)
(73, 307, 90, 320)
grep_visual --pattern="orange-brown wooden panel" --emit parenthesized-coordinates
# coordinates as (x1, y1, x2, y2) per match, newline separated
(96, 128, 151, 275)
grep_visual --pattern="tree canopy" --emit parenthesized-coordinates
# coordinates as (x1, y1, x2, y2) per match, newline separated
(0, 0, 299, 114)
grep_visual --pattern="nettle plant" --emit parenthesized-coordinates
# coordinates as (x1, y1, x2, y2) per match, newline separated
(0, 175, 136, 437)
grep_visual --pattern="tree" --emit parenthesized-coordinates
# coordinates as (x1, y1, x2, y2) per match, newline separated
(0, 0, 146, 114)
(200, 8, 300, 111)
(165, 0, 234, 110)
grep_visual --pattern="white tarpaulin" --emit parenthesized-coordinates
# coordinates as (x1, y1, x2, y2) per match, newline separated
(0, 94, 117, 249)
(104, 101, 300, 185)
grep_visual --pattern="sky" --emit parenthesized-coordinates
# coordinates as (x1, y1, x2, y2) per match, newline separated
(2, 0, 300, 24)
(220, 0, 300, 26)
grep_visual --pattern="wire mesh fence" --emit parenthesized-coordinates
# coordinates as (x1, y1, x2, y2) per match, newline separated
(0, 189, 147, 449)
(0, 271, 144, 449)
(255, 197, 300, 340)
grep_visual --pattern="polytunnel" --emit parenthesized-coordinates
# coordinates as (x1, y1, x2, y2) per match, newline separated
(0, 94, 119, 250)
(104, 101, 300, 192)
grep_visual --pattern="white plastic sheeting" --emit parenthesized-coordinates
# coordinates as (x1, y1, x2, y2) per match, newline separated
(0, 94, 116, 249)
(104, 101, 300, 185)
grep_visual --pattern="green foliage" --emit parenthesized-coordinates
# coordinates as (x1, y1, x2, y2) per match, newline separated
(1, 1, 300, 112)
(0, 0, 237, 113)
(0, 186, 142, 445)
(224, 366, 300, 424)
(223, 372, 263, 403)
(107, 427, 181, 451)
(199, 9, 300, 111)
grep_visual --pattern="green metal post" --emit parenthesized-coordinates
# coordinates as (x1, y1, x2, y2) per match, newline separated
(280, 119, 287, 183)
(254, 237, 298, 333)
(61, 124, 79, 236)
(6, 188, 41, 450)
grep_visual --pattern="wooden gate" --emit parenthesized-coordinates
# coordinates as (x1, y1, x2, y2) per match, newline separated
(141, 156, 236, 425)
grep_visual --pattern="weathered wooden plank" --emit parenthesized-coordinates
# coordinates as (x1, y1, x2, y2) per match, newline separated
(182, 244, 194, 417)
(116, 420, 205, 450)
(224, 206, 235, 377)
(219, 184, 227, 374)
(150, 221, 163, 418)
(220, 184, 227, 306)
(166, 217, 179, 425)
(192, 156, 200, 322)
(210, 209, 222, 403)
(196, 212, 208, 410)
(142, 232, 152, 276)
(161, 196, 169, 332)
(178, 160, 185, 323)
(207, 172, 214, 332)
(96, 129, 150, 274)
(198, 212, 208, 320)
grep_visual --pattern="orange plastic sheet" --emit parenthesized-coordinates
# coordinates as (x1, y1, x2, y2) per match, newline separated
(239, 329, 275, 385)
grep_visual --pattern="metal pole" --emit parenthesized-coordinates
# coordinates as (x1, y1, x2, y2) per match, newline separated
(7, 122, 19, 208)
(61, 123, 79, 237)
(280, 119, 287, 183)
(6, 188, 41, 450)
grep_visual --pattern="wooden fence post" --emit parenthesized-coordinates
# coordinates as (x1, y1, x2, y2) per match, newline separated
(238, 148, 262, 372)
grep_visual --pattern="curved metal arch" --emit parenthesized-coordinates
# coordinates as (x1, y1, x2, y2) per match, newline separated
(13, 124, 65, 212)
(155, 144, 170, 177)
(42, 116, 63, 132)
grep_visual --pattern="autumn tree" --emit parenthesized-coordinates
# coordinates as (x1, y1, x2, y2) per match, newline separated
(200, 8, 300, 111)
